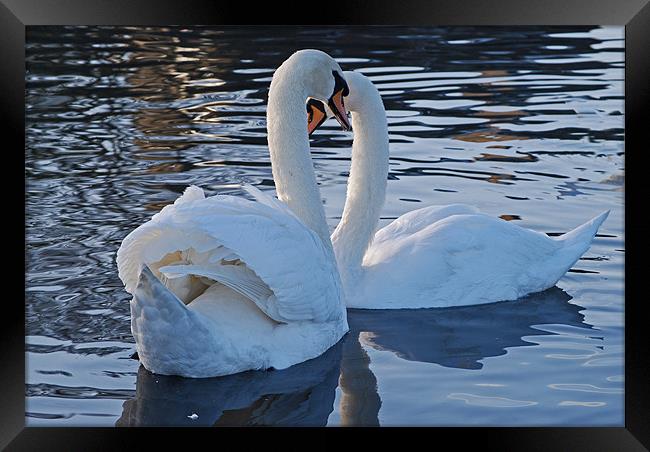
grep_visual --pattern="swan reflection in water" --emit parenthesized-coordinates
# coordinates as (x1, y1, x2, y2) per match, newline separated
(117, 342, 342, 427)
(117, 287, 592, 426)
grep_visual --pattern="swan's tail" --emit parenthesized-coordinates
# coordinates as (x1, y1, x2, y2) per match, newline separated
(547, 210, 610, 283)
(557, 210, 609, 249)
(130, 266, 219, 377)
(526, 210, 610, 293)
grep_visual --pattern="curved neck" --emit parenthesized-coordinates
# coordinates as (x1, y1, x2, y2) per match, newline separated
(331, 93, 389, 279)
(267, 68, 332, 249)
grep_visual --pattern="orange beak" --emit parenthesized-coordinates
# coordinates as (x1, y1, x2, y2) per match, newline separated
(328, 89, 351, 131)
(306, 99, 328, 136)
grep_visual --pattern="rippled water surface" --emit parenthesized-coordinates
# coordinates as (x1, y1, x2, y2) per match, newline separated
(26, 26, 624, 426)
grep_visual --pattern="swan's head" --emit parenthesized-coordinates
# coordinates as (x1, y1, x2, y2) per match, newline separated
(307, 70, 380, 135)
(274, 49, 351, 131)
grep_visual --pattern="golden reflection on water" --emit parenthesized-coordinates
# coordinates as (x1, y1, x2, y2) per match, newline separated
(143, 201, 174, 212)
(486, 174, 516, 184)
(453, 129, 529, 143)
(481, 69, 510, 77)
(452, 69, 531, 143)
(499, 214, 522, 221)
(143, 162, 191, 174)
(124, 33, 241, 156)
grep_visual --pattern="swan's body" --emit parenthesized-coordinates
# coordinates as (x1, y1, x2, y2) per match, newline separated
(116, 50, 350, 378)
(329, 71, 609, 309)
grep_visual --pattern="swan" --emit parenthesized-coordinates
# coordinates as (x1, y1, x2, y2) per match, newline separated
(307, 71, 610, 309)
(115, 49, 353, 378)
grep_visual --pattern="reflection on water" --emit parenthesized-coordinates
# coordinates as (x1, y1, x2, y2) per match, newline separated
(349, 287, 587, 370)
(117, 342, 342, 426)
(26, 26, 623, 426)
(116, 288, 589, 426)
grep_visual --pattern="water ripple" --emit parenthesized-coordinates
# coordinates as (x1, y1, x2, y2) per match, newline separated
(448, 393, 538, 408)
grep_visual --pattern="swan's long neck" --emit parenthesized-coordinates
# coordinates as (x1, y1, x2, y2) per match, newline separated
(331, 91, 389, 280)
(267, 69, 332, 248)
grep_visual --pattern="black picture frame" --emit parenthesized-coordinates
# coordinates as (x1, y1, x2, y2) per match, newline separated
(3, 0, 648, 449)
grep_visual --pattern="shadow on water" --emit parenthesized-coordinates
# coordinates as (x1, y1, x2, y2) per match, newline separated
(116, 286, 590, 426)
(116, 341, 343, 427)
(348, 286, 590, 370)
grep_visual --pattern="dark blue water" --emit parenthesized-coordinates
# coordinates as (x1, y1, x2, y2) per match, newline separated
(26, 26, 624, 426)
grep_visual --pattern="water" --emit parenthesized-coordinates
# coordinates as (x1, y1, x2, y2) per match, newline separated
(26, 26, 624, 426)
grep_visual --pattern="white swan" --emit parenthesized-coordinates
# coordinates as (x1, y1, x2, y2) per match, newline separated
(308, 71, 609, 309)
(116, 50, 352, 378)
